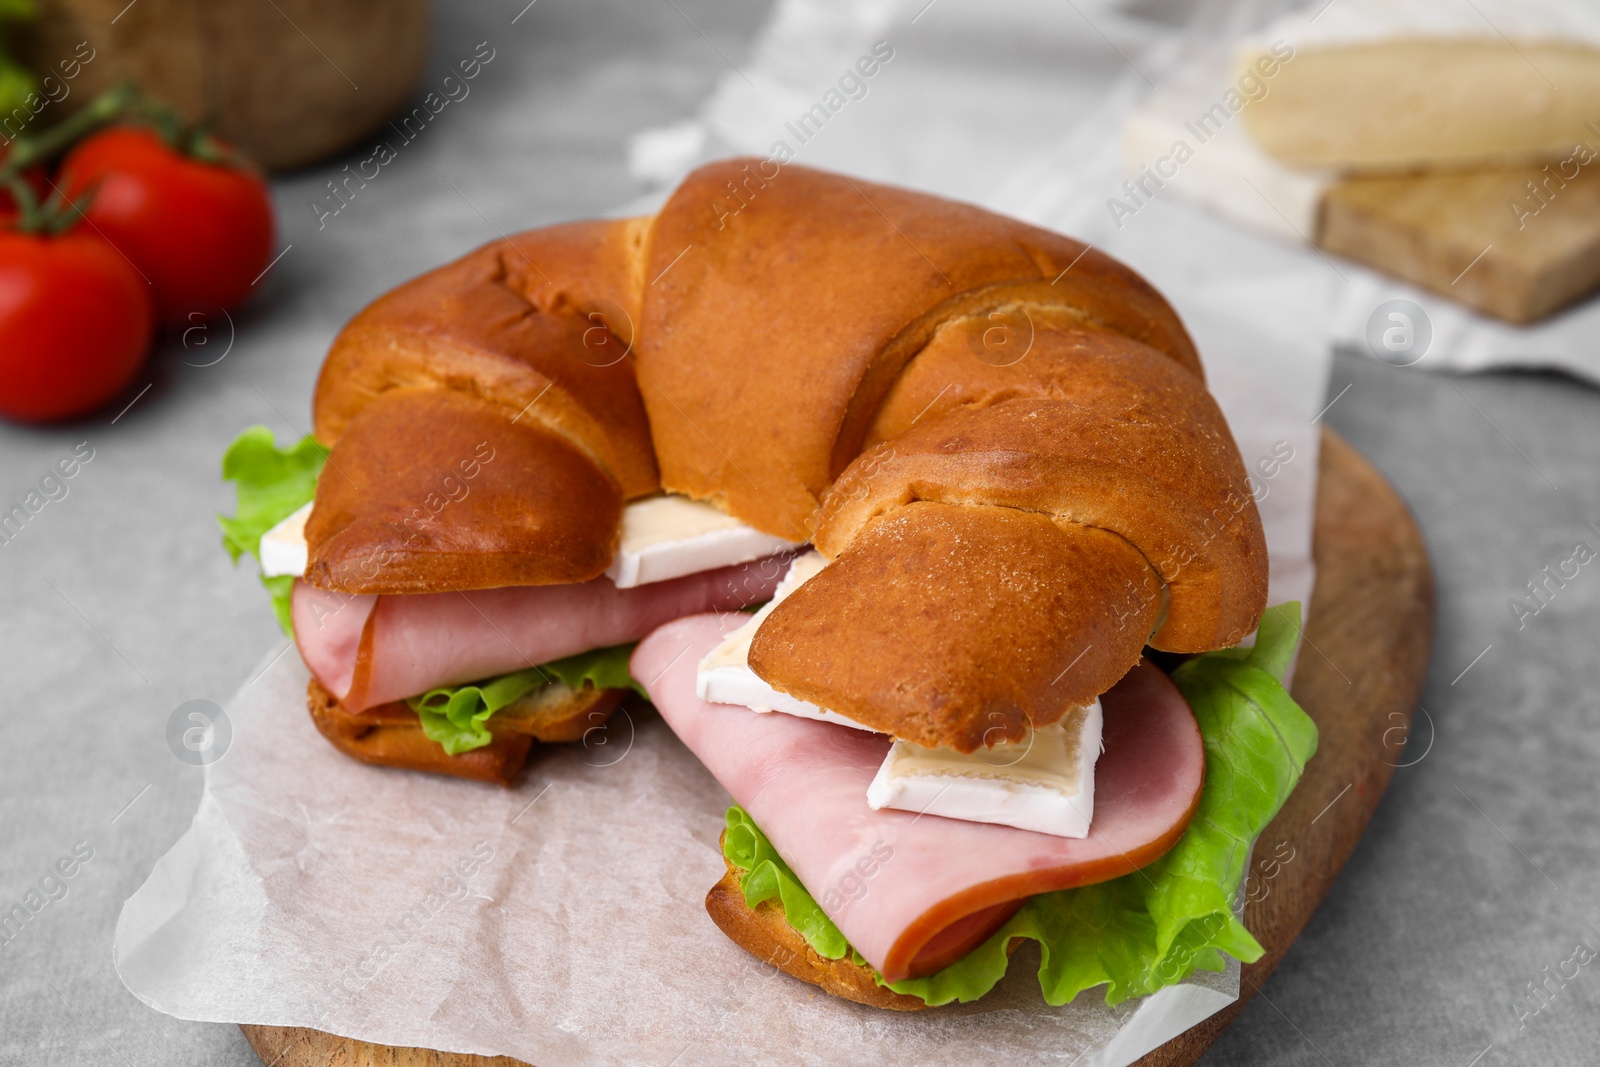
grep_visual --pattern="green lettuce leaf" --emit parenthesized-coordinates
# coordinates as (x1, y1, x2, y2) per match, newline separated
(218, 426, 327, 635)
(409, 668, 548, 755)
(724, 806, 852, 960)
(539, 643, 649, 699)
(407, 643, 645, 755)
(722, 602, 1317, 1008)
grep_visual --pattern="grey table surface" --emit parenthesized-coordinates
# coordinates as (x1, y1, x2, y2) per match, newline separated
(1, 2, 1597, 1065)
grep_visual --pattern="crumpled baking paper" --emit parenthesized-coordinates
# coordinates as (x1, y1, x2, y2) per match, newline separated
(116, 1, 1332, 1061)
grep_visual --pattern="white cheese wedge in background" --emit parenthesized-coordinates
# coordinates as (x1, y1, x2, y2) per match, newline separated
(605, 493, 800, 588)
(255, 493, 801, 586)
(1122, 55, 1334, 243)
(867, 701, 1103, 839)
(697, 551, 878, 732)
(1238, 0, 1600, 172)
(259, 501, 313, 578)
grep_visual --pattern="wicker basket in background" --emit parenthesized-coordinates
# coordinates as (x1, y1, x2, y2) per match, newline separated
(19, 0, 429, 169)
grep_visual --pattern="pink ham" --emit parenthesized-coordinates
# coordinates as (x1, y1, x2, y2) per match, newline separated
(633, 613, 1206, 983)
(293, 557, 791, 711)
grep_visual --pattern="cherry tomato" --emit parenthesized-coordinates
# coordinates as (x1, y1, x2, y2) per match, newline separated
(58, 126, 274, 322)
(0, 228, 153, 422)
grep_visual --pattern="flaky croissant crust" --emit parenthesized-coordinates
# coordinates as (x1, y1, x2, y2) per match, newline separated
(304, 159, 1267, 749)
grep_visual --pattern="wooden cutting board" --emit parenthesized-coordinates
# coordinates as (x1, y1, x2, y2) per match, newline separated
(1319, 160, 1600, 325)
(241, 427, 1434, 1067)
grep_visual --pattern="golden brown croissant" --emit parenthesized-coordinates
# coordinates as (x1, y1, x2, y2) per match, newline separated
(302, 158, 1267, 754)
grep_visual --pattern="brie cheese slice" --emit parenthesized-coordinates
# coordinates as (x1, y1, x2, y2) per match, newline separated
(259, 501, 313, 579)
(696, 551, 878, 732)
(605, 493, 800, 588)
(253, 493, 800, 587)
(867, 701, 1103, 838)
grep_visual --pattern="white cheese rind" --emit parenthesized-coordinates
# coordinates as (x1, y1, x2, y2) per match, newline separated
(253, 493, 799, 587)
(866, 701, 1103, 839)
(697, 659, 879, 731)
(258, 501, 313, 579)
(696, 551, 879, 732)
(605, 493, 800, 588)
(1121, 58, 1333, 241)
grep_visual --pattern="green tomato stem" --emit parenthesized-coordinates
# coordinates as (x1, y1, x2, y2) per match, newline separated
(0, 79, 257, 179)
(43, 178, 97, 235)
(1, 168, 41, 232)
(0, 80, 139, 175)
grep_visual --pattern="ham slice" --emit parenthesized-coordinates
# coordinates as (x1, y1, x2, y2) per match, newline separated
(634, 614, 1206, 983)
(293, 557, 791, 712)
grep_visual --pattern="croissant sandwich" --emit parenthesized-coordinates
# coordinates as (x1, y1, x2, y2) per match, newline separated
(220, 158, 1318, 1011)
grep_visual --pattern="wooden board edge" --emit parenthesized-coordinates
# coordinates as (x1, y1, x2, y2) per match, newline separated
(1132, 427, 1436, 1065)
(242, 1024, 526, 1067)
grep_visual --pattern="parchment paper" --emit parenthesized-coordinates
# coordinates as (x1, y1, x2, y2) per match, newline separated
(116, 2, 1332, 1061)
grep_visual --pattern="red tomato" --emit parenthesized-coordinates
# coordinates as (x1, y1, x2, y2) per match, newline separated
(0, 228, 153, 422)
(58, 127, 275, 322)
